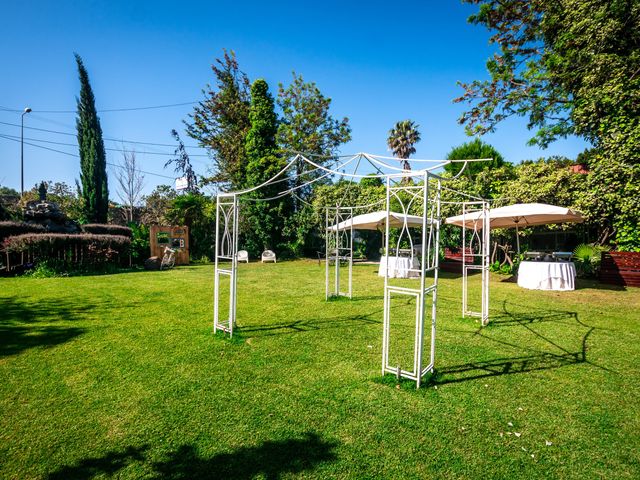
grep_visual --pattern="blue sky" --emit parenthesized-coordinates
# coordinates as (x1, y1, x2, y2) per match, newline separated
(0, 1, 589, 197)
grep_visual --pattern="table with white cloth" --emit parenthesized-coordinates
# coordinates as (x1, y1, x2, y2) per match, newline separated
(378, 256, 420, 278)
(517, 261, 576, 291)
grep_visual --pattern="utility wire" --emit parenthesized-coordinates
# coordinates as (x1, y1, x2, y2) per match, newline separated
(0, 131, 209, 158)
(0, 101, 198, 114)
(0, 120, 205, 149)
(0, 134, 176, 180)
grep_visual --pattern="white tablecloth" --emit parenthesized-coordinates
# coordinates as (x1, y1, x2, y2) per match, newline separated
(517, 261, 576, 291)
(378, 256, 420, 278)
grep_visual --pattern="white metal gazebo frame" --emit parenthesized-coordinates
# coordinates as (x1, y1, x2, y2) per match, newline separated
(325, 206, 354, 300)
(461, 201, 491, 326)
(212, 152, 492, 388)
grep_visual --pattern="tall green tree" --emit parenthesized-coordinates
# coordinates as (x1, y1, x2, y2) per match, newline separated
(243, 79, 292, 256)
(277, 72, 351, 201)
(444, 138, 505, 176)
(456, 0, 640, 247)
(75, 54, 108, 223)
(387, 120, 421, 171)
(186, 50, 251, 190)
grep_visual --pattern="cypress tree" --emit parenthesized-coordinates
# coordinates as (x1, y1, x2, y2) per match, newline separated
(75, 54, 109, 223)
(243, 79, 292, 256)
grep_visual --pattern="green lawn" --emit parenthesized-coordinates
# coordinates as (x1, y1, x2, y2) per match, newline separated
(1, 261, 639, 479)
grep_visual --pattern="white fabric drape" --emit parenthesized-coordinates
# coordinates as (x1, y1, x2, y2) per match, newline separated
(517, 261, 577, 291)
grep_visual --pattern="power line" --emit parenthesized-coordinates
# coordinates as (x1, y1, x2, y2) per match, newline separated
(0, 119, 205, 149)
(0, 131, 209, 159)
(0, 134, 177, 180)
(0, 101, 198, 114)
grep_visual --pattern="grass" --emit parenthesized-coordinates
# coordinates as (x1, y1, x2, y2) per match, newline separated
(1, 260, 639, 479)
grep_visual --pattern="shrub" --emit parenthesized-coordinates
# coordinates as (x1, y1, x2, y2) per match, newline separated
(3, 233, 131, 269)
(573, 243, 610, 277)
(0, 221, 45, 242)
(81, 223, 133, 238)
(129, 223, 150, 264)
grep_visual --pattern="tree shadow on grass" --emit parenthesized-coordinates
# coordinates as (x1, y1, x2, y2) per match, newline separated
(426, 300, 612, 386)
(48, 445, 147, 480)
(47, 432, 338, 480)
(0, 296, 89, 357)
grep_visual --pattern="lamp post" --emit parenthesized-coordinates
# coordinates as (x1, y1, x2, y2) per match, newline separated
(21, 107, 32, 196)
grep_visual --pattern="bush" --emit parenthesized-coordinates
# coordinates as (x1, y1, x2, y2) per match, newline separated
(3, 233, 131, 269)
(81, 223, 133, 238)
(573, 243, 610, 277)
(0, 221, 45, 242)
(129, 223, 150, 264)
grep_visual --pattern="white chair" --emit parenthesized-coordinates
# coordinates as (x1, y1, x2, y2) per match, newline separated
(237, 250, 249, 263)
(261, 250, 277, 263)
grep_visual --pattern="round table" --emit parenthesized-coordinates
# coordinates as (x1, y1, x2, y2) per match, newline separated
(378, 256, 420, 278)
(517, 261, 576, 291)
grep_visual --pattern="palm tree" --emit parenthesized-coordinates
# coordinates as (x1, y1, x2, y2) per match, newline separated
(387, 120, 421, 171)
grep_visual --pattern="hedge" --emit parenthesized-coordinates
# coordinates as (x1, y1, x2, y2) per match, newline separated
(0, 221, 45, 242)
(81, 223, 133, 238)
(3, 233, 131, 268)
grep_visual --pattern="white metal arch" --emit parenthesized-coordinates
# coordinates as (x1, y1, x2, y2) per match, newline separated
(212, 152, 491, 388)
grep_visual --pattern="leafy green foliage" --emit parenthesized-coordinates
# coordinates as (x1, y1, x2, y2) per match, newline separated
(23, 259, 70, 278)
(242, 79, 293, 256)
(506, 157, 587, 207)
(386, 120, 421, 170)
(444, 138, 505, 176)
(75, 54, 109, 223)
(359, 175, 383, 188)
(489, 260, 514, 275)
(277, 72, 351, 200)
(141, 185, 176, 225)
(166, 193, 215, 260)
(458, 0, 640, 249)
(577, 151, 640, 246)
(186, 50, 251, 189)
(128, 222, 150, 263)
(573, 243, 611, 277)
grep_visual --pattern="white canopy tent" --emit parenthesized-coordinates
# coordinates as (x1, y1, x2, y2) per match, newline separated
(445, 202, 584, 253)
(327, 210, 428, 232)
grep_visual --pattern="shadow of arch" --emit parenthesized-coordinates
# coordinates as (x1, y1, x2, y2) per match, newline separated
(427, 300, 612, 386)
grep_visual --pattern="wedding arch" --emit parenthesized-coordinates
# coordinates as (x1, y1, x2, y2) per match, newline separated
(213, 152, 491, 387)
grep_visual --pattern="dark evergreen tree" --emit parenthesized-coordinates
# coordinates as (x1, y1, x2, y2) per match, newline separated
(75, 54, 109, 223)
(242, 79, 292, 256)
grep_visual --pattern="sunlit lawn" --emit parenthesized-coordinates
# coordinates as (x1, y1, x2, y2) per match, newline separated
(1, 260, 639, 479)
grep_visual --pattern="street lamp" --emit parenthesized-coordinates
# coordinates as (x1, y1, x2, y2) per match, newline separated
(21, 107, 32, 196)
